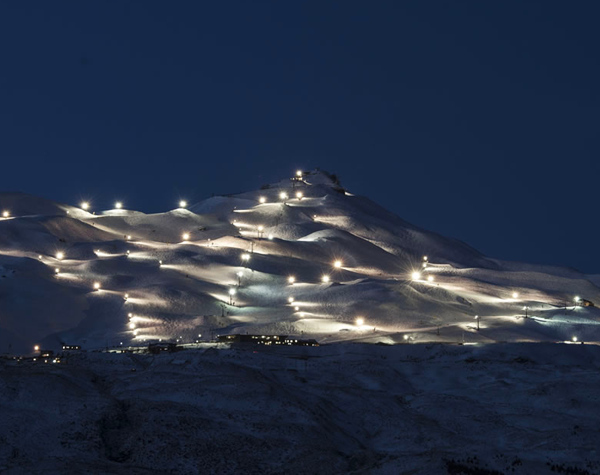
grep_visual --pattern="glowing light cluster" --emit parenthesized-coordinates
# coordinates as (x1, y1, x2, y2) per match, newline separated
(80, 202, 90, 210)
(288, 276, 296, 284)
(93, 282, 101, 290)
(259, 196, 267, 204)
(2, 211, 9, 218)
(182, 232, 190, 241)
(355, 317, 365, 326)
(322, 275, 330, 283)
(411, 271, 421, 280)
(115, 202, 123, 209)
(333, 260, 342, 269)
(179, 200, 187, 208)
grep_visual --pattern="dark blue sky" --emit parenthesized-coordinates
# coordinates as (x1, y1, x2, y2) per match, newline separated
(0, 1, 598, 272)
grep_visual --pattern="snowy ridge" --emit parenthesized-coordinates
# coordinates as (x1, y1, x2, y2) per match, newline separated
(0, 169, 598, 353)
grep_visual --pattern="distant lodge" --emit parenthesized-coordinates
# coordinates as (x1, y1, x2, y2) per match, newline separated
(148, 342, 184, 354)
(62, 344, 81, 351)
(217, 334, 319, 347)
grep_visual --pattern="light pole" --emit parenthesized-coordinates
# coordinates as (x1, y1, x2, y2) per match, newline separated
(475, 315, 480, 331)
(241, 253, 250, 267)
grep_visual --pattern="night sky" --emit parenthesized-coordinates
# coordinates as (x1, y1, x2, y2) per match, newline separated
(0, 1, 598, 272)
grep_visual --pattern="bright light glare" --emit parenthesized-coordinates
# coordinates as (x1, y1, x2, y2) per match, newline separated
(34, 345, 39, 351)
(427, 275, 434, 282)
(182, 233, 190, 241)
(80, 202, 89, 210)
(572, 336, 578, 342)
(93, 282, 101, 290)
(423, 256, 428, 261)
(322, 275, 330, 283)
(411, 271, 421, 280)
(355, 317, 365, 326)
(115, 202, 123, 209)
(236, 271, 243, 277)
(296, 191, 303, 199)
(241, 253, 251, 261)
(288, 276, 296, 284)
(296, 170, 302, 177)
(512, 292, 519, 299)
(179, 200, 187, 208)
(268, 234, 273, 240)
(288, 296, 294, 303)
(55, 268, 60, 274)
(574, 296, 581, 302)
(333, 260, 342, 269)
(259, 196, 266, 204)
(56, 252, 64, 260)
(128, 322, 136, 329)
(257, 225, 264, 231)
(229, 288, 236, 296)
(2, 211, 9, 218)
(279, 192, 288, 200)
(126, 235, 132, 240)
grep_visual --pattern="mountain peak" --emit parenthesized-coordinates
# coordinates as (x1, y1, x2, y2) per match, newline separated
(0, 170, 598, 354)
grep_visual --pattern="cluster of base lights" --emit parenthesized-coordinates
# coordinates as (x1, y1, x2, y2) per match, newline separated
(17, 169, 585, 348)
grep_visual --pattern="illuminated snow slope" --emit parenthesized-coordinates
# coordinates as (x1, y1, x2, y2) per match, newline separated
(0, 170, 598, 353)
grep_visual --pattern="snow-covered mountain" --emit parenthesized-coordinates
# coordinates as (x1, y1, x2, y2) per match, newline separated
(1, 169, 598, 354)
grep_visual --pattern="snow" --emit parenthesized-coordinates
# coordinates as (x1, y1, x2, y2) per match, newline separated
(0, 169, 599, 354)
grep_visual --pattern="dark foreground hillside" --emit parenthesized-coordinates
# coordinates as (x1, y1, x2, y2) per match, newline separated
(1, 343, 599, 475)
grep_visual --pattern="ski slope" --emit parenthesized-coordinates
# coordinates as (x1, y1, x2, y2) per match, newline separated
(0, 170, 598, 354)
